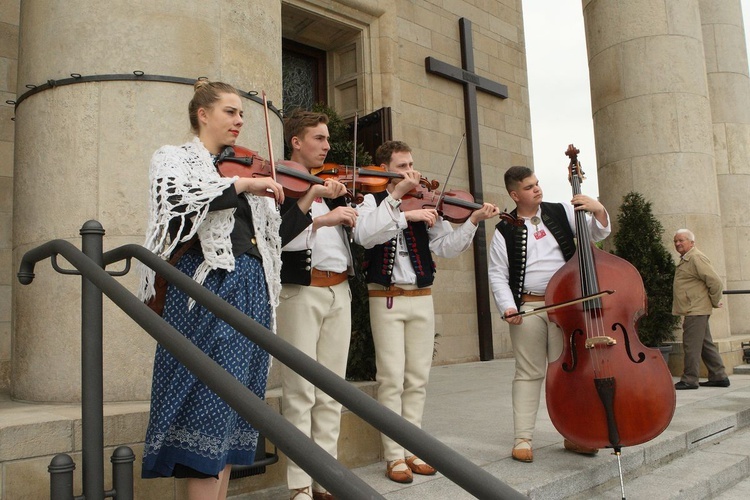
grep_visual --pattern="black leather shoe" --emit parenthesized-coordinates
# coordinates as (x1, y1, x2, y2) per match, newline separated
(675, 381, 699, 390)
(699, 378, 730, 387)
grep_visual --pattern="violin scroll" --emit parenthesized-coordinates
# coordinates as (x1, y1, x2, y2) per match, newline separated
(498, 210, 524, 227)
(420, 177, 440, 191)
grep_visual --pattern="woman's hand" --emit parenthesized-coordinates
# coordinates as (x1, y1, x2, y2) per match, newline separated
(236, 177, 285, 203)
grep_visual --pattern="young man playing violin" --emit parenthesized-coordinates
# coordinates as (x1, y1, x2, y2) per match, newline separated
(353, 140, 498, 483)
(276, 109, 357, 500)
(488, 165, 609, 463)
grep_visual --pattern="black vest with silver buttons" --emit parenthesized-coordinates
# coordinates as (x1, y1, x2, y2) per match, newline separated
(363, 191, 436, 288)
(279, 196, 348, 286)
(495, 202, 575, 309)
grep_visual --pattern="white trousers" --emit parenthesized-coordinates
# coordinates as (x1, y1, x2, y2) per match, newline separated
(276, 281, 351, 490)
(369, 285, 434, 461)
(508, 300, 563, 441)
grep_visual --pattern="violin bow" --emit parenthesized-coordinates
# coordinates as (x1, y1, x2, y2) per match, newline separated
(351, 112, 358, 206)
(261, 91, 277, 183)
(503, 290, 615, 319)
(435, 133, 466, 212)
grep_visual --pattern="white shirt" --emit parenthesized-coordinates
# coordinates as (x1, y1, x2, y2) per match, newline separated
(353, 193, 478, 285)
(281, 199, 352, 273)
(488, 202, 611, 314)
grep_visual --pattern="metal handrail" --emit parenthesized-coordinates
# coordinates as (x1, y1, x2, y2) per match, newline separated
(19, 221, 526, 500)
(9, 71, 283, 119)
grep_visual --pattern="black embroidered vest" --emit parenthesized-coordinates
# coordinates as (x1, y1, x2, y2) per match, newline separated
(363, 191, 436, 288)
(279, 195, 349, 286)
(495, 202, 575, 308)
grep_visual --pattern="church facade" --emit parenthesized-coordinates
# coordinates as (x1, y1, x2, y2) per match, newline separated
(0, 0, 748, 497)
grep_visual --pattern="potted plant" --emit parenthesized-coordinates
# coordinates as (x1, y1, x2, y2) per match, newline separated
(612, 192, 680, 356)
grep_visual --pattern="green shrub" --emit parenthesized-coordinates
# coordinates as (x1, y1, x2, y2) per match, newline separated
(612, 192, 680, 346)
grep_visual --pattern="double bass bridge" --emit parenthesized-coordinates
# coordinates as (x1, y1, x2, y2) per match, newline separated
(585, 336, 617, 349)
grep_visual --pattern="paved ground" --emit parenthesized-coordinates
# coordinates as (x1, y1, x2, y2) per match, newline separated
(236, 358, 750, 499)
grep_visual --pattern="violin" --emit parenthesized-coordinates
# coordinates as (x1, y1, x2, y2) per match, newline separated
(397, 185, 474, 224)
(313, 163, 439, 197)
(397, 182, 520, 226)
(544, 145, 675, 452)
(213, 91, 351, 202)
(216, 145, 350, 199)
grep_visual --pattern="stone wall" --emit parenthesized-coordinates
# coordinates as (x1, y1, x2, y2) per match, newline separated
(389, 0, 528, 363)
(11, 0, 282, 403)
(0, 0, 19, 391)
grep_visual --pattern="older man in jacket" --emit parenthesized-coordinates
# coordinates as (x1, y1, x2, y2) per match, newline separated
(672, 229, 729, 390)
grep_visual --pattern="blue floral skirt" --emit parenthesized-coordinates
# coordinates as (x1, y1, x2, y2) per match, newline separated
(142, 253, 271, 478)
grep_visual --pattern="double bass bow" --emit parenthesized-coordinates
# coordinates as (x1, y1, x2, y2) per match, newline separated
(544, 145, 675, 498)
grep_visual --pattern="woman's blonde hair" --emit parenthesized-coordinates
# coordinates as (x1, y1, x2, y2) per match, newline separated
(188, 78, 239, 134)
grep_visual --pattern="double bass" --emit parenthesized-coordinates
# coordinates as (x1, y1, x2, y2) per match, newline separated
(544, 146, 675, 459)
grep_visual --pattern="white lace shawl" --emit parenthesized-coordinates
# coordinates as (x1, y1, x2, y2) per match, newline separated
(138, 137, 282, 326)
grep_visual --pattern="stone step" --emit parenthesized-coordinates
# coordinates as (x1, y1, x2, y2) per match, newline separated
(715, 468, 750, 499)
(230, 361, 750, 499)
(580, 426, 750, 499)
(0, 382, 381, 500)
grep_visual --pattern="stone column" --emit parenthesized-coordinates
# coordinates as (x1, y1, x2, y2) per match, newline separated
(0, 1, 19, 391)
(699, 0, 750, 335)
(12, 0, 283, 402)
(583, 0, 729, 338)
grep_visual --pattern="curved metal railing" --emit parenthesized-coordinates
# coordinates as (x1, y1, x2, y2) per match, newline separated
(18, 220, 526, 500)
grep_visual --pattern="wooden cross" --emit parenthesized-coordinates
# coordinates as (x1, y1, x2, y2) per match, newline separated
(425, 17, 508, 361)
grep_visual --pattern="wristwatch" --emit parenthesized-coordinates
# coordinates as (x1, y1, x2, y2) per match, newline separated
(385, 194, 402, 210)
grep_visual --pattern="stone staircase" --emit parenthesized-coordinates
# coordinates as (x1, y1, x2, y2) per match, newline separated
(232, 361, 750, 499)
(571, 364, 749, 499)
(1, 360, 748, 499)
(0, 381, 381, 500)
(579, 425, 750, 499)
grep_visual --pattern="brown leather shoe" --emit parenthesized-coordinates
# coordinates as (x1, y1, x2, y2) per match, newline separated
(290, 487, 313, 500)
(511, 439, 533, 462)
(563, 439, 599, 456)
(405, 455, 437, 475)
(386, 459, 414, 483)
(312, 491, 335, 500)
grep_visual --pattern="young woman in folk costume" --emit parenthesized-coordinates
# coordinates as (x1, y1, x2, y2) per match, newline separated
(138, 79, 305, 500)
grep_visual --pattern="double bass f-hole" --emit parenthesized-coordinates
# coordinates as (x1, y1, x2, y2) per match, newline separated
(612, 322, 647, 364)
